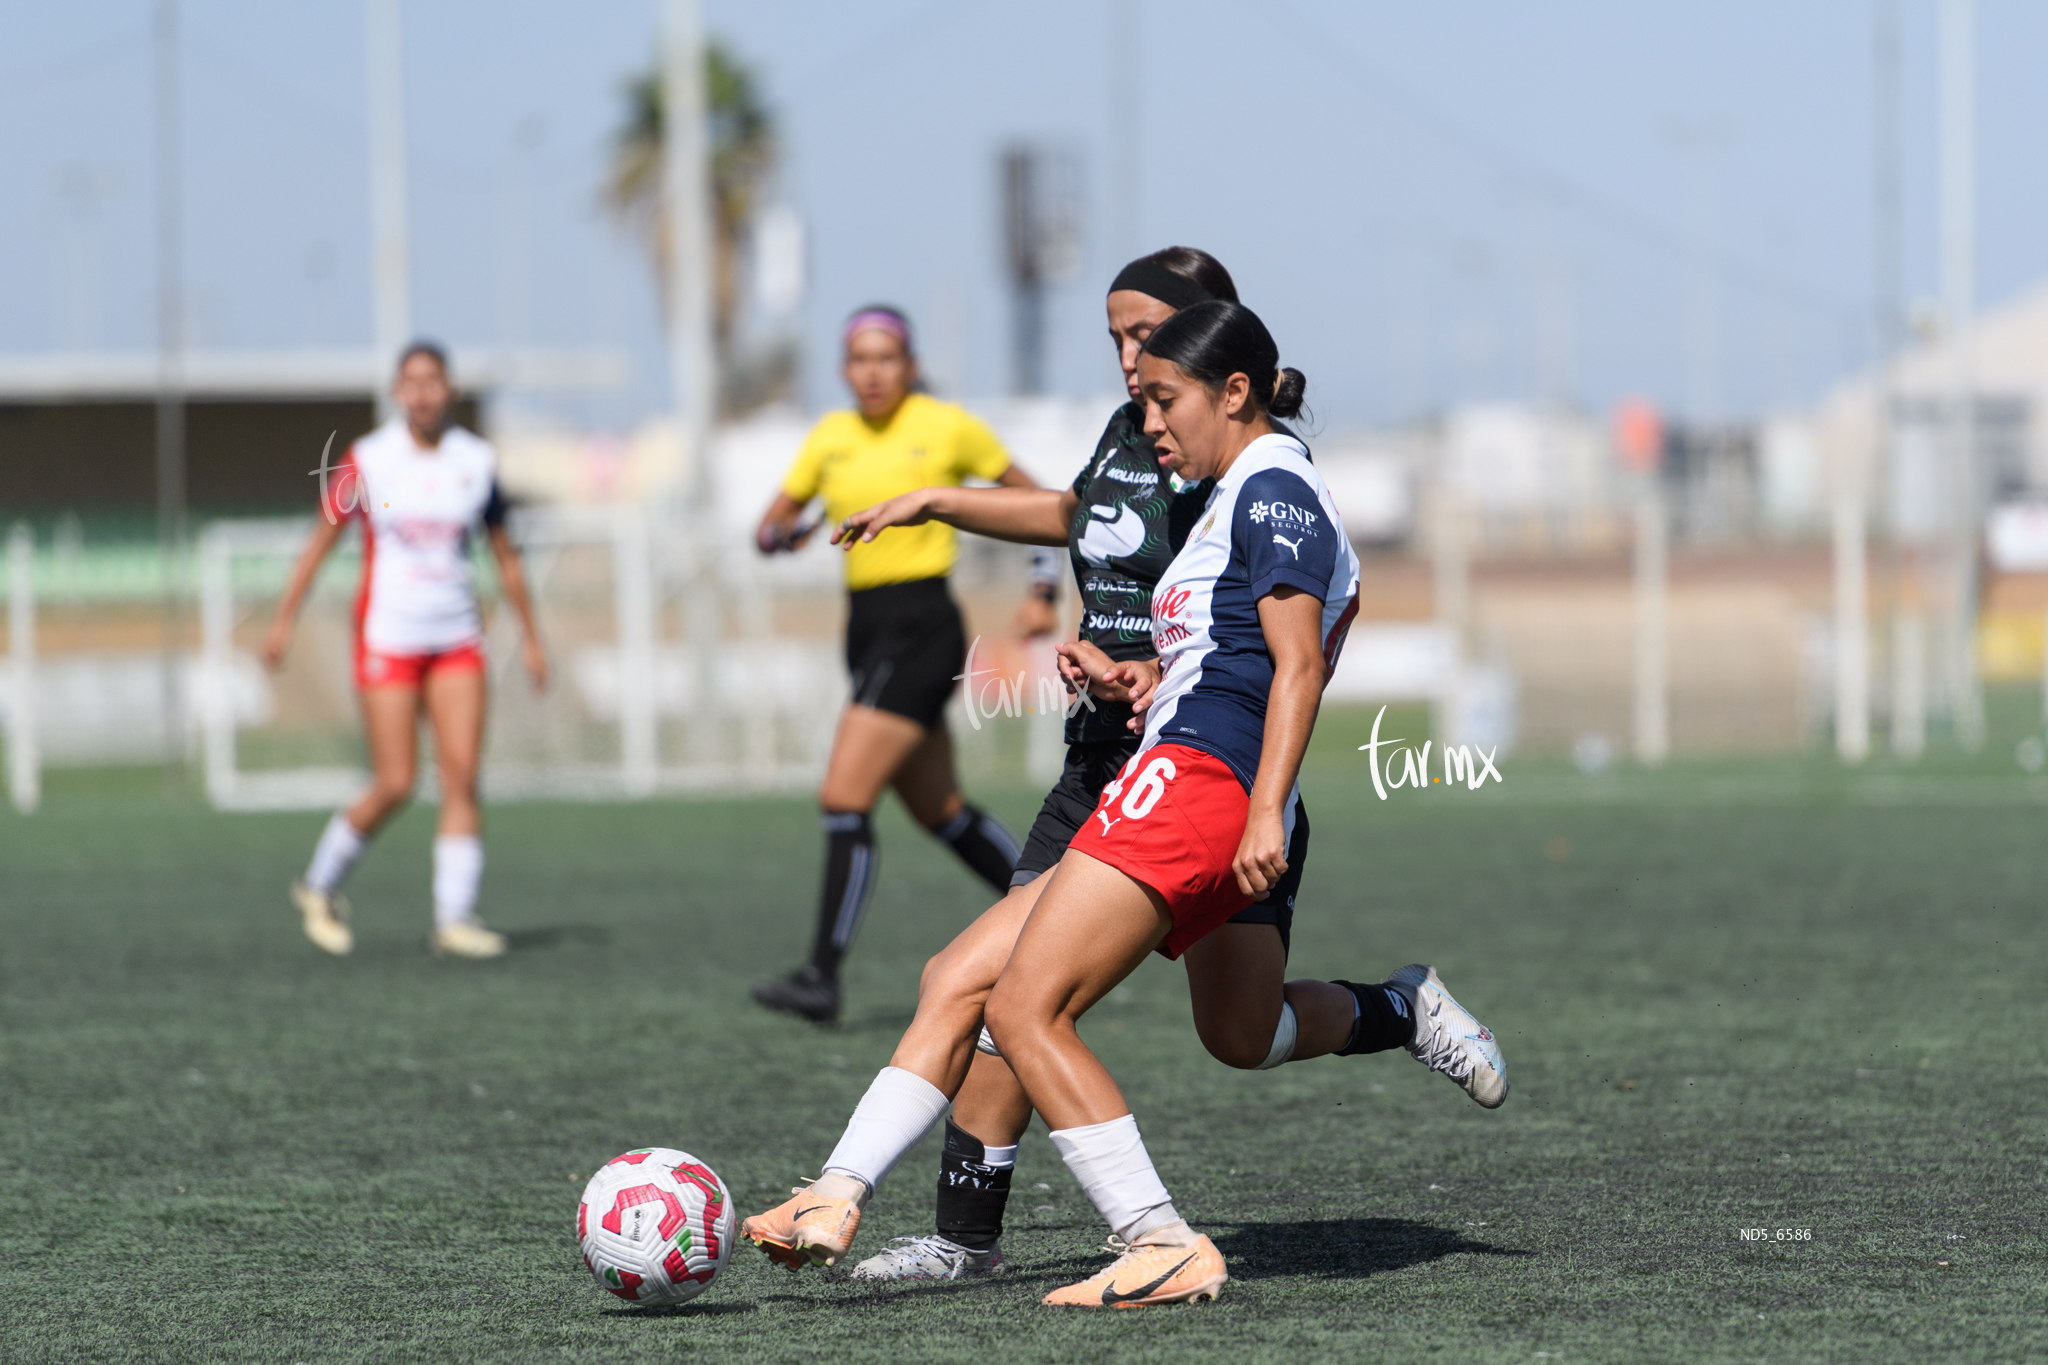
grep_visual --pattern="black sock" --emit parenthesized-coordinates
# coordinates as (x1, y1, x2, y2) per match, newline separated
(933, 1118, 1013, 1251)
(1334, 979, 1416, 1055)
(933, 804, 1020, 893)
(807, 811, 876, 981)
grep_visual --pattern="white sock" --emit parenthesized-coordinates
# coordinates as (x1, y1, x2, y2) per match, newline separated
(981, 1143, 1018, 1169)
(1254, 1001, 1298, 1071)
(822, 1067, 951, 1192)
(1048, 1113, 1179, 1242)
(432, 834, 484, 929)
(304, 812, 367, 894)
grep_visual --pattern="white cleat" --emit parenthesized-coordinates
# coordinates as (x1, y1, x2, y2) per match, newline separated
(1386, 964, 1507, 1108)
(848, 1234, 1005, 1282)
(429, 919, 508, 959)
(291, 881, 353, 956)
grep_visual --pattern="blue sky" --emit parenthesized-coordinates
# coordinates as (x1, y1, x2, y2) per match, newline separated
(4, 1, 2046, 433)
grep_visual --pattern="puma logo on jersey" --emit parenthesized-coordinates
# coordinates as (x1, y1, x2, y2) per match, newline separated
(1093, 809, 1121, 836)
(1272, 533, 1303, 559)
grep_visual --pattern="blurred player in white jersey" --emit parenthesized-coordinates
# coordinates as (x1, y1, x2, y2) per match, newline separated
(262, 343, 549, 958)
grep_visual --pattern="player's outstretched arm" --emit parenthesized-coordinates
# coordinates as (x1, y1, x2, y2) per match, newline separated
(487, 524, 550, 692)
(1237, 585, 1323, 897)
(833, 485, 1078, 549)
(261, 514, 348, 669)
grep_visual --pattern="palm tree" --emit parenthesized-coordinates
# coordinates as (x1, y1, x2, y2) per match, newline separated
(608, 42, 783, 411)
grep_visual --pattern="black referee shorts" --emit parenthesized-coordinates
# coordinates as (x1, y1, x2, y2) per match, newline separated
(844, 577, 968, 730)
(1012, 738, 1309, 958)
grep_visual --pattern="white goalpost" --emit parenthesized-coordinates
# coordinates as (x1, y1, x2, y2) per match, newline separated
(6, 522, 38, 814)
(197, 506, 841, 812)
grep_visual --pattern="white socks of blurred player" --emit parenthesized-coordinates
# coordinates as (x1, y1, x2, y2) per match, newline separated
(815, 1067, 952, 1205)
(433, 834, 484, 929)
(304, 812, 367, 894)
(304, 814, 484, 928)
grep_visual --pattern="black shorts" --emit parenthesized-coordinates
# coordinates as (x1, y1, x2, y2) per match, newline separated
(1012, 738, 1308, 957)
(845, 577, 967, 729)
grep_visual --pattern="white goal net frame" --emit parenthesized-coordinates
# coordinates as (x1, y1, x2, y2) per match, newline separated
(197, 505, 841, 811)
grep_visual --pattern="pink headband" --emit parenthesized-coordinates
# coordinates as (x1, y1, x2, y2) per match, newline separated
(843, 310, 911, 350)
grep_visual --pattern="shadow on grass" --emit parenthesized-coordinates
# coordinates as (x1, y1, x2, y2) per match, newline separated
(504, 925, 612, 952)
(602, 1300, 757, 1319)
(1212, 1216, 1532, 1280)
(776, 1217, 1531, 1306)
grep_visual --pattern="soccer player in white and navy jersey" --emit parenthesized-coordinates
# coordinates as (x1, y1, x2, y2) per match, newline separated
(740, 301, 1507, 1308)
(824, 251, 1503, 1286)
(261, 343, 548, 959)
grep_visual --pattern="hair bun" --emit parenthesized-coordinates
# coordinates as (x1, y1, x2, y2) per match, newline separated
(1268, 367, 1307, 420)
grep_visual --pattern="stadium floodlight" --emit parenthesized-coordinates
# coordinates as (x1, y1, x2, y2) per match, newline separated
(364, 0, 411, 421)
(1000, 144, 1084, 396)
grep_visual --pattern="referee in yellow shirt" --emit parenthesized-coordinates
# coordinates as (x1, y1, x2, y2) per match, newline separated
(752, 305, 1038, 1023)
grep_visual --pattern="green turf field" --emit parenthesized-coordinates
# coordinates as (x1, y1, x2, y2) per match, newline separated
(4, 721, 2046, 1362)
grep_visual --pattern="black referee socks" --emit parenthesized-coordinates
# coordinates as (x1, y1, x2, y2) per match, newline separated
(808, 810, 877, 981)
(933, 804, 1021, 893)
(1334, 978, 1417, 1055)
(933, 1118, 1014, 1251)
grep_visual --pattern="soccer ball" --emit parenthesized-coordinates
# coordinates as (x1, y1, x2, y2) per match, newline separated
(577, 1147, 736, 1306)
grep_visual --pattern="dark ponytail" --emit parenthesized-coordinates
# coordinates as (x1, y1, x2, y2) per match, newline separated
(1270, 368, 1306, 420)
(1138, 299, 1305, 419)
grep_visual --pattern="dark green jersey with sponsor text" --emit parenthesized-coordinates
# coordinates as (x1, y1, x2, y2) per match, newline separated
(1064, 402, 1214, 743)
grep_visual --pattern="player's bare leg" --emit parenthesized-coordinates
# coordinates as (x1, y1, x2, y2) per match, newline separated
(746, 879, 1040, 1271)
(422, 667, 502, 958)
(820, 704, 928, 812)
(849, 947, 1037, 1281)
(349, 683, 422, 834)
(984, 850, 1226, 1305)
(1179, 925, 1358, 1066)
(291, 683, 418, 956)
(886, 879, 1042, 1090)
(423, 665, 484, 837)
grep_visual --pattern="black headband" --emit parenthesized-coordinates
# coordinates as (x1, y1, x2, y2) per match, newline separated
(1108, 258, 1214, 311)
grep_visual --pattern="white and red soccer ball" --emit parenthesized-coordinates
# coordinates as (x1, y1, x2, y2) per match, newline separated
(577, 1147, 736, 1306)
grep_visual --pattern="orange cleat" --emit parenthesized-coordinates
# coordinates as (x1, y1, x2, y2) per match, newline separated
(741, 1185, 863, 1271)
(1042, 1234, 1227, 1307)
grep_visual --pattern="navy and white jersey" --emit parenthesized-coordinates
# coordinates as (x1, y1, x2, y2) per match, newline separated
(1063, 401, 1215, 743)
(1140, 432, 1361, 791)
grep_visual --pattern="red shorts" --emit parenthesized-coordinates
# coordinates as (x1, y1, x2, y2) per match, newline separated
(355, 641, 486, 690)
(1065, 743, 1255, 960)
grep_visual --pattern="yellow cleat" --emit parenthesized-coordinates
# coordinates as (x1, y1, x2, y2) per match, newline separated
(429, 920, 507, 959)
(291, 881, 353, 956)
(1042, 1234, 1228, 1308)
(742, 1186, 863, 1270)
